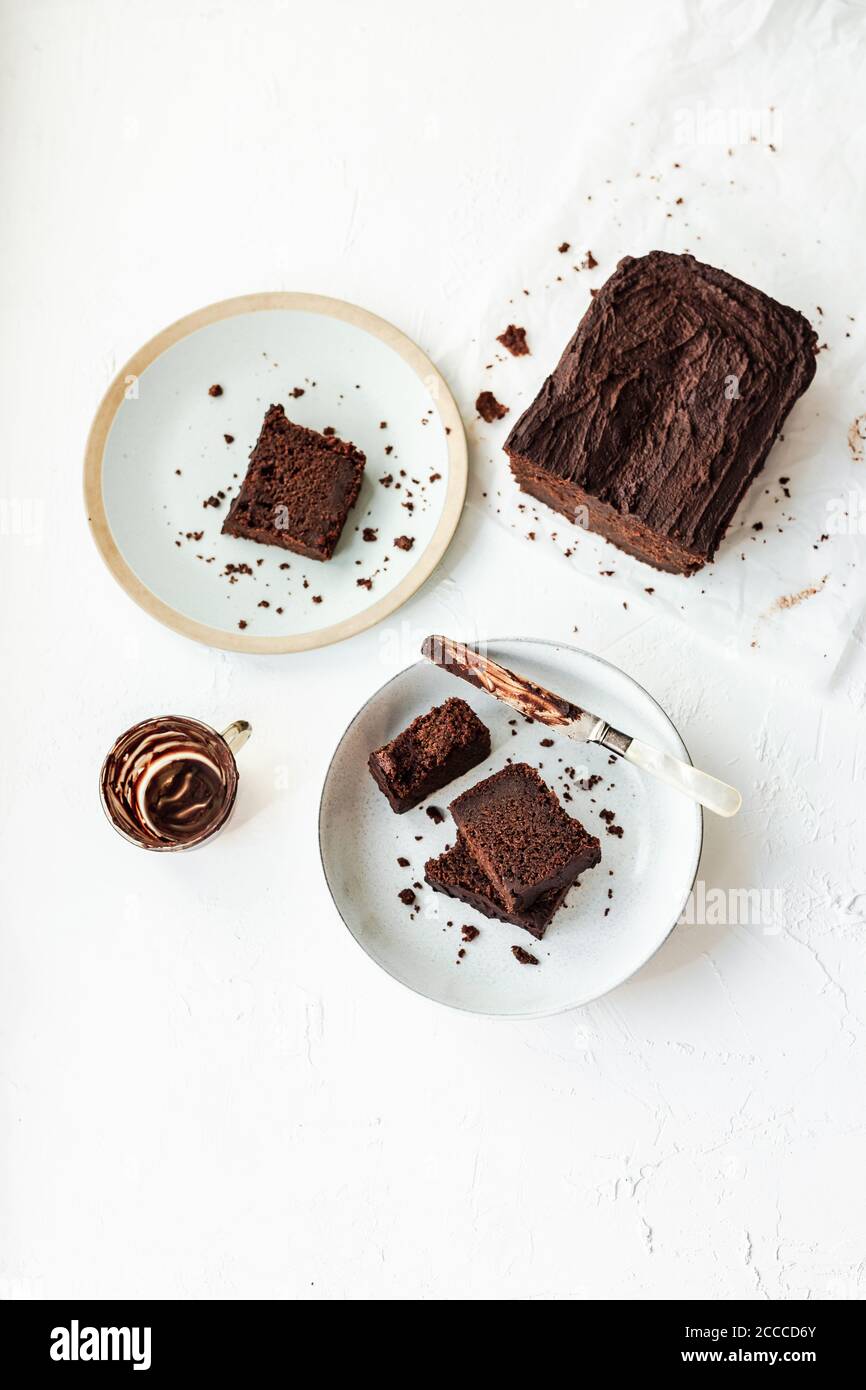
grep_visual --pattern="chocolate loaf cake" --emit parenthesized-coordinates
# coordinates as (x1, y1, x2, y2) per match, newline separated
(504, 252, 817, 574)
(222, 404, 365, 560)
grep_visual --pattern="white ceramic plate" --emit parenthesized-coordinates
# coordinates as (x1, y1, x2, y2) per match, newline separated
(85, 294, 467, 653)
(320, 639, 703, 1017)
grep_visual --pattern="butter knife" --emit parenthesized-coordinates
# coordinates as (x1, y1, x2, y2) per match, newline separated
(421, 636, 741, 819)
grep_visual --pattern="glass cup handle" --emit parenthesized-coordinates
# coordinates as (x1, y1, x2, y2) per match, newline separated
(221, 720, 252, 756)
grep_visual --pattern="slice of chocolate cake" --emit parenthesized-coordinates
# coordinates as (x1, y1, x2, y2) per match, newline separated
(424, 831, 572, 939)
(222, 404, 365, 560)
(450, 762, 601, 912)
(368, 697, 491, 814)
(504, 252, 817, 574)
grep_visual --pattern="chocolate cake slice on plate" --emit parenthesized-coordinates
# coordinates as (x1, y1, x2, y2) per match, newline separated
(368, 697, 491, 814)
(424, 831, 573, 940)
(222, 404, 365, 560)
(449, 762, 601, 913)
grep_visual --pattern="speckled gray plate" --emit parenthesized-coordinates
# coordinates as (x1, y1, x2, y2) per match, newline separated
(319, 639, 703, 1017)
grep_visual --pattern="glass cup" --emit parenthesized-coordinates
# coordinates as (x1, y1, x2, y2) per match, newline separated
(99, 715, 251, 851)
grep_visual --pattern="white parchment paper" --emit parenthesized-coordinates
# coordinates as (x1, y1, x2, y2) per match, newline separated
(440, 0, 866, 690)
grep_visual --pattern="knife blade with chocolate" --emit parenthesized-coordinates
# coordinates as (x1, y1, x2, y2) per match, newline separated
(421, 636, 741, 818)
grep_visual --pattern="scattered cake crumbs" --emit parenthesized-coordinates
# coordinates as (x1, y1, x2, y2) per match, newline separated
(394, 535, 414, 551)
(362, 527, 378, 542)
(425, 806, 444, 824)
(397, 856, 410, 868)
(461, 925, 480, 942)
(558, 241, 570, 253)
(237, 619, 247, 630)
(540, 737, 554, 747)
(290, 387, 305, 398)
(398, 888, 416, 906)
(208, 384, 223, 397)
(223, 434, 234, 444)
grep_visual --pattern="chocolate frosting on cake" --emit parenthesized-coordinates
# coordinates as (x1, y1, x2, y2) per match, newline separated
(505, 251, 817, 574)
(421, 636, 585, 726)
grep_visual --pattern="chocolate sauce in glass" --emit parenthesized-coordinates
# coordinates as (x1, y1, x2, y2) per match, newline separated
(139, 753, 226, 842)
(100, 716, 238, 850)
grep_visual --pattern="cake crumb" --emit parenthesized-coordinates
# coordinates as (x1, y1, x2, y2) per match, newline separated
(512, 945, 539, 966)
(496, 324, 530, 357)
(476, 390, 509, 423)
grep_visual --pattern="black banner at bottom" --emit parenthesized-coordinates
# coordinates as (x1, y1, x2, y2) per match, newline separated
(0, 1298, 858, 1375)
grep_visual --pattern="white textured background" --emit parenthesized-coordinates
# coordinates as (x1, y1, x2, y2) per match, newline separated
(2, 0, 865, 1300)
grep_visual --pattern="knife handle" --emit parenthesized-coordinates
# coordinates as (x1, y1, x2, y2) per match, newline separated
(595, 725, 741, 818)
(620, 736, 742, 818)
